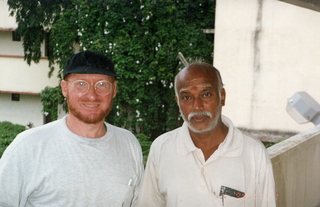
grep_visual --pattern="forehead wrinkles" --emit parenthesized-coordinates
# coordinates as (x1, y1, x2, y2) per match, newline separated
(67, 74, 115, 84)
(179, 83, 213, 93)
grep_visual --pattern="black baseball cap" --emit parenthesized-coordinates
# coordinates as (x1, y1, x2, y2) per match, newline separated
(63, 50, 120, 79)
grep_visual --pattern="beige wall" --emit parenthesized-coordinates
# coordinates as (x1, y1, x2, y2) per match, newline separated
(0, 56, 60, 94)
(0, 93, 66, 127)
(214, 0, 320, 133)
(0, 93, 43, 126)
(0, 2, 59, 94)
(268, 126, 320, 206)
(0, 31, 25, 56)
(0, 2, 65, 127)
(0, 0, 17, 29)
(0, 55, 61, 127)
(0, 1, 62, 127)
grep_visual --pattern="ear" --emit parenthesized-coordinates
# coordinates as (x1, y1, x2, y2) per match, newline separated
(175, 96, 180, 107)
(60, 80, 68, 97)
(220, 88, 226, 106)
(112, 81, 117, 98)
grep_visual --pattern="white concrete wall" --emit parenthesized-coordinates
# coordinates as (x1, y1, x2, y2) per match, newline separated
(0, 0, 17, 29)
(0, 31, 25, 56)
(0, 2, 65, 127)
(0, 93, 66, 127)
(0, 56, 60, 94)
(0, 55, 62, 126)
(214, 0, 320, 133)
(0, 93, 43, 127)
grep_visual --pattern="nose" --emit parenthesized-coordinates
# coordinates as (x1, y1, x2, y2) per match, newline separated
(194, 97, 204, 110)
(86, 83, 98, 99)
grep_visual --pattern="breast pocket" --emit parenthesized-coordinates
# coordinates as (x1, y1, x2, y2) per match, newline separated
(212, 194, 245, 206)
(212, 185, 246, 206)
(121, 184, 135, 207)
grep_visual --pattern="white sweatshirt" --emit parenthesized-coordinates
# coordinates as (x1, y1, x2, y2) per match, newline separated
(0, 116, 144, 207)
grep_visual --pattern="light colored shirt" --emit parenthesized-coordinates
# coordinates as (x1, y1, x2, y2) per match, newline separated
(136, 115, 276, 207)
(0, 116, 144, 207)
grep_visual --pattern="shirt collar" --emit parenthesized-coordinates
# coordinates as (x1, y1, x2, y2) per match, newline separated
(216, 116, 243, 157)
(177, 115, 243, 158)
(177, 122, 198, 155)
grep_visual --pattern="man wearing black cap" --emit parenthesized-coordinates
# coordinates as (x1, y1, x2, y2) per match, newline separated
(0, 51, 144, 207)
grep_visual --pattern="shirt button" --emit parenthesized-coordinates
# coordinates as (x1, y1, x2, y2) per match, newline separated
(202, 167, 206, 173)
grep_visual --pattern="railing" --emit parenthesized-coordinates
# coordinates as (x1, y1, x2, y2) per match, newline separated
(267, 125, 320, 207)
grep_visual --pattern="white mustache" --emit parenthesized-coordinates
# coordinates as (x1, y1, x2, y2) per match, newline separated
(188, 111, 212, 121)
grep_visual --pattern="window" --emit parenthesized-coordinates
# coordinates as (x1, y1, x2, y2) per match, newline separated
(45, 32, 53, 57)
(11, 93, 20, 101)
(12, 31, 21, 41)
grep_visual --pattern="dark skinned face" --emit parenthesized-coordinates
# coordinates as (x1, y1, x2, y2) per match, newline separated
(176, 65, 226, 133)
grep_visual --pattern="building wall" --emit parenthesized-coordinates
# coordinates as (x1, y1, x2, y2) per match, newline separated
(214, 0, 320, 133)
(0, 1, 62, 127)
(268, 125, 320, 206)
(0, 56, 59, 94)
(0, 55, 62, 126)
(0, 31, 24, 56)
(0, 93, 44, 127)
(0, 0, 17, 29)
(0, 93, 66, 127)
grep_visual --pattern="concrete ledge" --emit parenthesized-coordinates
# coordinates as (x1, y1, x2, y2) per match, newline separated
(267, 125, 320, 207)
(278, 0, 320, 12)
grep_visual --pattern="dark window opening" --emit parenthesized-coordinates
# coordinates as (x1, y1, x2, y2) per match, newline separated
(12, 94, 20, 101)
(45, 33, 53, 58)
(12, 31, 21, 41)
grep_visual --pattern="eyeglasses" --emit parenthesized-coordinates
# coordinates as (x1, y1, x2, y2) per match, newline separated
(67, 80, 113, 96)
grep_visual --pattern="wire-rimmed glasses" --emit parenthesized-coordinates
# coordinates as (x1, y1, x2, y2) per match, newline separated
(67, 80, 113, 96)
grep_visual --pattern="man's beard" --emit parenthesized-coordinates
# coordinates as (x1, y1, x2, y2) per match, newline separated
(181, 109, 221, 133)
(67, 97, 112, 124)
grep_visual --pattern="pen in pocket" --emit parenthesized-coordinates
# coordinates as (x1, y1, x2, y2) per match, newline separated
(219, 185, 245, 206)
(128, 178, 132, 186)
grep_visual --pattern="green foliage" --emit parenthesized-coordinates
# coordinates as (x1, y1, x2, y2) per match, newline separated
(8, 0, 215, 140)
(7, 0, 73, 66)
(0, 121, 26, 158)
(135, 133, 152, 165)
(40, 86, 66, 121)
(263, 142, 275, 148)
